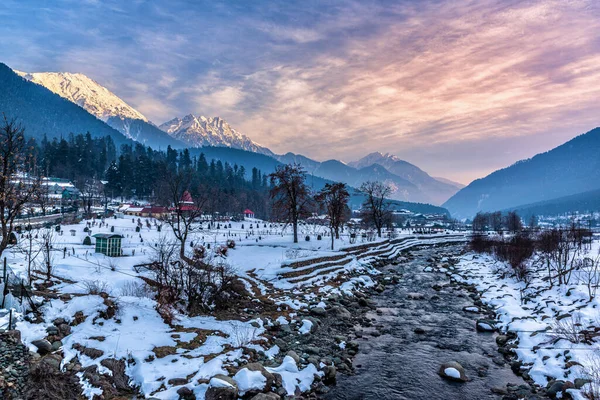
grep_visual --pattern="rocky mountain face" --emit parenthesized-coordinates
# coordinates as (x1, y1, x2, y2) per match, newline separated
(16, 70, 147, 122)
(0, 63, 129, 145)
(349, 152, 461, 205)
(15, 68, 185, 149)
(159, 114, 274, 156)
(443, 127, 600, 218)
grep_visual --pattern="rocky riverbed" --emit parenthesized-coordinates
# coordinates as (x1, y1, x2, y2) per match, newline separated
(319, 244, 546, 400)
(1, 242, 548, 400)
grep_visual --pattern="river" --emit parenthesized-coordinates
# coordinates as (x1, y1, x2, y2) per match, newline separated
(324, 244, 531, 400)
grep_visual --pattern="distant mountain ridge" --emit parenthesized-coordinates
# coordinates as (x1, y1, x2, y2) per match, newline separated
(443, 127, 600, 218)
(348, 152, 461, 205)
(276, 152, 458, 205)
(506, 188, 600, 221)
(159, 114, 273, 156)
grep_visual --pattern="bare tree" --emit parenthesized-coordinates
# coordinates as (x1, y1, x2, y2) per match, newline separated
(0, 115, 40, 260)
(359, 181, 392, 238)
(33, 177, 50, 216)
(490, 211, 503, 233)
(537, 224, 591, 287)
(158, 169, 207, 264)
(269, 164, 312, 243)
(40, 228, 56, 281)
(576, 250, 600, 301)
(76, 176, 103, 218)
(472, 212, 489, 232)
(315, 182, 350, 250)
(18, 228, 43, 282)
(505, 211, 523, 233)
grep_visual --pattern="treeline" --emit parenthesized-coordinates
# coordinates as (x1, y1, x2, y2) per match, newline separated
(27, 133, 273, 219)
(471, 224, 595, 293)
(471, 211, 534, 233)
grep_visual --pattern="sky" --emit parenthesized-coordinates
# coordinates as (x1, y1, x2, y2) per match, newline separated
(1, 0, 600, 184)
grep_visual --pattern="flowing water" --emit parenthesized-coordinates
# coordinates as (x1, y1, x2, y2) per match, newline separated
(324, 245, 527, 400)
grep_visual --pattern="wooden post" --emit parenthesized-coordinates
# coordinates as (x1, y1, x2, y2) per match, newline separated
(8, 308, 13, 330)
(1, 258, 7, 309)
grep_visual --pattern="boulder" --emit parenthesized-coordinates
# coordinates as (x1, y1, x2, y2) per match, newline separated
(41, 354, 63, 370)
(323, 365, 336, 384)
(32, 339, 53, 355)
(310, 307, 327, 317)
(438, 361, 467, 382)
(326, 306, 352, 320)
(286, 350, 300, 364)
(176, 386, 195, 400)
(206, 375, 238, 400)
(476, 319, 497, 332)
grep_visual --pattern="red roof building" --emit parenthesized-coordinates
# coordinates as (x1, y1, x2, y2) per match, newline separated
(244, 209, 255, 219)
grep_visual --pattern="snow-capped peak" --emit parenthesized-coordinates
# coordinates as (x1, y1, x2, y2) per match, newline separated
(14, 69, 147, 123)
(350, 152, 402, 168)
(159, 114, 273, 156)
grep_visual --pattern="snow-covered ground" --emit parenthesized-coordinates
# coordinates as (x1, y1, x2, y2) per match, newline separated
(0, 215, 464, 398)
(449, 246, 600, 400)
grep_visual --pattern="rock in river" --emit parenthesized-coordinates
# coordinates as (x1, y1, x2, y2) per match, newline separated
(438, 361, 467, 382)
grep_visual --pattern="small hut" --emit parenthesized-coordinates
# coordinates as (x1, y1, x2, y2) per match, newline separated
(243, 209, 255, 219)
(92, 233, 123, 257)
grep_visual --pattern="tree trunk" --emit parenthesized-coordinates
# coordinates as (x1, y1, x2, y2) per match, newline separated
(293, 221, 298, 243)
(331, 227, 335, 251)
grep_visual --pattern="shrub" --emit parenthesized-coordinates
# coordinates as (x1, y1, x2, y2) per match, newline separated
(83, 236, 92, 245)
(111, 226, 115, 232)
(83, 227, 89, 232)
(135, 226, 141, 232)
(305, 235, 310, 241)
(226, 239, 236, 249)
(8, 232, 17, 245)
(194, 245, 206, 259)
(216, 245, 228, 257)
(83, 279, 110, 295)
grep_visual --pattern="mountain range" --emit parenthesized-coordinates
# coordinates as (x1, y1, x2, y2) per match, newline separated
(4, 63, 462, 205)
(443, 127, 600, 218)
(5, 62, 599, 218)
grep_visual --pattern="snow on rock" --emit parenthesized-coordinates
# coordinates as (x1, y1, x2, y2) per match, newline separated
(452, 252, 600, 397)
(444, 368, 461, 379)
(298, 320, 313, 335)
(233, 368, 267, 395)
(266, 355, 323, 395)
(264, 345, 280, 359)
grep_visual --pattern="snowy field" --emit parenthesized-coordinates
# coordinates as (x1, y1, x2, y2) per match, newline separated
(449, 243, 600, 400)
(0, 215, 462, 398)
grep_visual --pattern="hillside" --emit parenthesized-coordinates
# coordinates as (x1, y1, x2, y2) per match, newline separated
(507, 188, 600, 220)
(15, 68, 185, 149)
(0, 63, 128, 145)
(443, 127, 600, 218)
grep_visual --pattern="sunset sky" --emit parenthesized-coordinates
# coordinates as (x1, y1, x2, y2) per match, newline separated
(2, 0, 600, 183)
